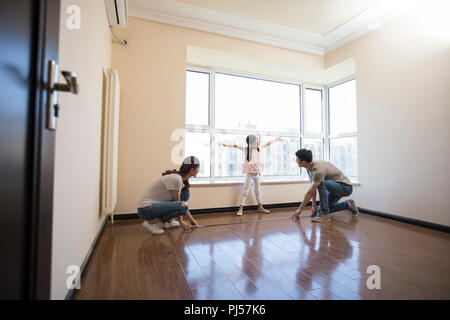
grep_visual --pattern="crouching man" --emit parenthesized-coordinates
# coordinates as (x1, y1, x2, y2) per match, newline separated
(292, 149, 359, 222)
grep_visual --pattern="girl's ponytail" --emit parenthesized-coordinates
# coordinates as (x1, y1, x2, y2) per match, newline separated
(246, 135, 260, 162)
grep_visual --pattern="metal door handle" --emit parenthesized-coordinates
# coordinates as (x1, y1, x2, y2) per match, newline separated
(55, 71, 79, 94)
(46, 60, 79, 130)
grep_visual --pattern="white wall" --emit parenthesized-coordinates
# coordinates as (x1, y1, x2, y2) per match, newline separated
(325, 3, 450, 226)
(51, 0, 111, 299)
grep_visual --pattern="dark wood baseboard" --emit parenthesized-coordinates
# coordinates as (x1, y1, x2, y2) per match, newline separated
(64, 215, 108, 300)
(358, 207, 450, 234)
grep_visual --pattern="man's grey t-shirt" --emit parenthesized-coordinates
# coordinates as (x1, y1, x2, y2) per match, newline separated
(307, 160, 352, 186)
(138, 173, 184, 208)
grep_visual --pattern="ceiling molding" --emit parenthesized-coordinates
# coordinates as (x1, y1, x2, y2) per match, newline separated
(323, 0, 407, 53)
(128, 0, 409, 56)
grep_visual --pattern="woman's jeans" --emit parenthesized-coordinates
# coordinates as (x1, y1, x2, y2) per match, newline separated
(317, 181, 353, 215)
(137, 190, 190, 223)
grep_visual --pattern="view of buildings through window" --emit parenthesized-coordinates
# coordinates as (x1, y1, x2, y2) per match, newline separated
(184, 69, 357, 181)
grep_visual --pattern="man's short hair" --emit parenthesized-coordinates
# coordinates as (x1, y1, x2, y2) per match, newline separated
(295, 149, 313, 163)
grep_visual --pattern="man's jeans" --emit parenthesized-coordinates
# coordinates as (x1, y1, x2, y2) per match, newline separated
(317, 180, 353, 215)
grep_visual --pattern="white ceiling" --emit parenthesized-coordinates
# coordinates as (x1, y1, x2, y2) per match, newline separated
(176, 0, 380, 36)
(128, 0, 413, 55)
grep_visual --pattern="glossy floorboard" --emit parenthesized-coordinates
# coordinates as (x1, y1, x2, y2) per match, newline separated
(73, 207, 450, 300)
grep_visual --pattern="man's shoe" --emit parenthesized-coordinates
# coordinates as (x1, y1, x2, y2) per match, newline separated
(347, 199, 359, 216)
(312, 214, 331, 222)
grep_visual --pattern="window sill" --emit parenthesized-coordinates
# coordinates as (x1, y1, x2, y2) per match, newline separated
(190, 179, 360, 187)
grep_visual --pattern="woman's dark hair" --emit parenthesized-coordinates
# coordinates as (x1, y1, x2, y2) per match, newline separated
(245, 135, 260, 162)
(162, 156, 200, 191)
(295, 149, 313, 163)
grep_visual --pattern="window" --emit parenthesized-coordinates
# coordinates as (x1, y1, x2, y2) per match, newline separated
(303, 138, 324, 161)
(185, 71, 209, 126)
(185, 67, 358, 183)
(261, 136, 300, 176)
(330, 136, 357, 179)
(184, 131, 210, 177)
(303, 85, 326, 165)
(304, 89, 323, 135)
(328, 79, 358, 179)
(214, 133, 246, 177)
(215, 73, 300, 134)
(329, 79, 357, 135)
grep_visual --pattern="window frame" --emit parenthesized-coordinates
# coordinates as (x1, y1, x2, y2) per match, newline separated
(302, 84, 328, 162)
(326, 76, 358, 181)
(326, 76, 358, 138)
(185, 70, 211, 127)
(185, 65, 357, 183)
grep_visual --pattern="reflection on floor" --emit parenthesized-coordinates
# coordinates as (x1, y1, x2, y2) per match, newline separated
(74, 207, 450, 300)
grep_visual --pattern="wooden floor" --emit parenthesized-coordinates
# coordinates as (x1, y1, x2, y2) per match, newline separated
(74, 207, 450, 300)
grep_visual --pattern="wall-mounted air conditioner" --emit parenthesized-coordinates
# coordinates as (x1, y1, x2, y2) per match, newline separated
(105, 0, 128, 27)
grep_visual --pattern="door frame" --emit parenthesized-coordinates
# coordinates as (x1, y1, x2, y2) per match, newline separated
(27, 0, 60, 299)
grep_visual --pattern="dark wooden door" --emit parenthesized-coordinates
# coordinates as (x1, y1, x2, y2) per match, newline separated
(0, 0, 60, 299)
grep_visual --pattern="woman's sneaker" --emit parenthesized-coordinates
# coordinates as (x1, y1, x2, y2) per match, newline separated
(143, 221, 164, 234)
(347, 199, 359, 216)
(163, 220, 180, 229)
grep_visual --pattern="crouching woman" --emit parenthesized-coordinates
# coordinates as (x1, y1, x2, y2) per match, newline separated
(137, 156, 200, 234)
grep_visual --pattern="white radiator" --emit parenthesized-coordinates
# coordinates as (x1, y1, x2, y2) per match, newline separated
(101, 68, 120, 223)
